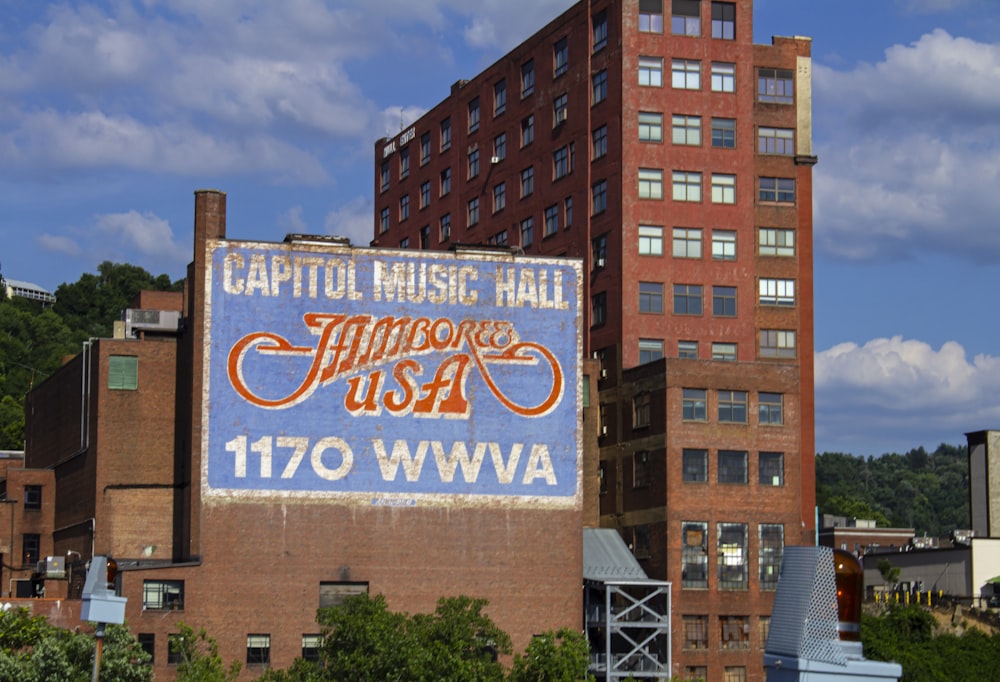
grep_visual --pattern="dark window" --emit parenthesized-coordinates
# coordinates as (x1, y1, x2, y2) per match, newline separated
(682, 389, 707, 421)
(439, 214, 451, 241)
(399, 195, 409, 221)
(420, 132, 431, 164)
(138, 633, 155, 664)
(521, 60, 535, 96)
(553, 93, 568, 126)
(545, 204, 559, 236)
(380, 161, 389, 192)
(593, 10, 608, 51)
(247, 634, 270, 665)
(718, 390, 748, 423)
(639, 282, 663, 313)
(419, 225, 430, 250)
(639, 339, 664, 364)
(319, 581, 369, 608)
(467, 198, 479, 227)
(494, 79, 507, 115)
(759, 177, 795, 203)
(440, 167, 451, 196)
(712, 117, 736, 148)
(520, 217, 534, 246)
(758, 68, 794, 103)
(21, 533, 39, 567)
(23, 485, 41, 511)
(672, 0, 701, 35)
(713, 286, 737, 316)
(712, 1, 735, 39)
(554, 37, 568, 77)
(399, 147, 409, 179)
(639, 0, 664, 33)
(420, 181, 431, 208)
(759, 392, 783, 425)
(379, 207, 389, 234)
(683, 449, 707, 482)
(591, 292, 607, 326)
(468, 98, 480, 132)
(633, 394, 651, 429)
(592, 69, 607, 104)
(681, 521, 708, 588)
(760, 524, 784, 590)
(143, 580, 184, 610)
(592, 180, 607, 213)
(521, 114, 534, 146)
(673, 284, 702, 315)
(440, 118, 451, 151)
(521, 167, 534, 197)
(168, 634, 183, 665)
(468, 147, 480, 179)
(633, 450, 651, 486)
(302, 634, 322, 662)
(592, 234, 607, 264)
(718, 523, 748, 590)
(759, 452, 784, 486)
(718, 450, 748, 484)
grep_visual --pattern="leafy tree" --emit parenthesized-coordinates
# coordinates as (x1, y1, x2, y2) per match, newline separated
(508, 628, 593, 682)
(0, 606, 151, 681)
(171, 622, 242, 682)
(877, 558, 901, 588)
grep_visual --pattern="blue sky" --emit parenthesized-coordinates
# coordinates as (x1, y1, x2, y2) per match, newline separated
(1, 0, 998, 456)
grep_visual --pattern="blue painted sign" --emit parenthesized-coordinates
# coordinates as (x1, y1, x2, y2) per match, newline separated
(203, 242, 582, 507)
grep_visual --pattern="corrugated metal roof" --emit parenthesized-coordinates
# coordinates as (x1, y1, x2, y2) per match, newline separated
(583, 528, 651, 582)
(4, 279, 53, 294)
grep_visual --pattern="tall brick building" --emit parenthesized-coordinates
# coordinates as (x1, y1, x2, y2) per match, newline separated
(373, 1, 816, 680)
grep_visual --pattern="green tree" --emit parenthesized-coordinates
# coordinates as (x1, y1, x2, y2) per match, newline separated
(877, 558, 901, 588)
(508, 628, 593, 682)
(0, 606, 151, 681)
(171, 622, 242, 682)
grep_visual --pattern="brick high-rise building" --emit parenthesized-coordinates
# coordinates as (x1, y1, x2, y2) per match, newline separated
(373, 1, 816, 680)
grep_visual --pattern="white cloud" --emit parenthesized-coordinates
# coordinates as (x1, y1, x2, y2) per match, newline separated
(278, 206, 308, 235)
(36, 234, 82, 257)
(324, 196, 373, 247)
(814, 30, 1000, 263)
(815, 337, 1000, 454)
(94, 210, 188, 263)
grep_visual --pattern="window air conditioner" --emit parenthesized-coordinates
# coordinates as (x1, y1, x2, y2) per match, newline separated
(600, 369, 607, 379)
(601, 426, 608, 436)
(555, 109, 568, 124)
(491, 155, 501, 164)
(596, 257, 606, 268)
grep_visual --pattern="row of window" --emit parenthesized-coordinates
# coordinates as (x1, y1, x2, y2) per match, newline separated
(625, 332, 796, 363)
(640, 0, 736, 41)
(610, 278, 795, 320)
(620, 389, 784, 429)
(618, 448, 784, 488)
(633, 112, 793, 154)
(634, 171, 794, 204)
(136, 631, 319, 666)
(682, 614, 772, 655)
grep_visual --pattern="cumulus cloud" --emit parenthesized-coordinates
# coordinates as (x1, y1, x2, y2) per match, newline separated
(36, 234, 82, 257)
(814, 30, 1000, 263)
(815, 337, 1000, 454)
(94, 210, 188, 263)
(324, 196, 373, 246)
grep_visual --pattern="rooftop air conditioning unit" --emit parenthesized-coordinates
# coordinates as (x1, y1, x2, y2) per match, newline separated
(125, 309, 181, 336)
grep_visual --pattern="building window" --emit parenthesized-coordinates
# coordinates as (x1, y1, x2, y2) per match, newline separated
(399, 237, 409, 249)
(678, 340, 698, 359)
(439, 214, 451, 242)
(592, 180, 607, 214)
(672, 0, 701, 35)
(760, 617, 771, 648)
(638, 56, 663, 87)
(718, 523, 748, 590)
(673, 284, 702, 315)
(23, 485, 41, 511)
(21, 533, 39, 567)
(718, 450, 748, 484)
(468, 97, 480, 133)
(494, 79, 507, 116)
(302, 634, 322, 662)
(379, 207, 389, 234)
(687, 667, 709, 681)
(440, 118, 451, 151)
(487, 229, 508, 246)
(672, 228, 702, 258)
(521, 59, 535, 97)
(759, 452, 784, 486)
(143, 580, 184, 610)
(672, 171, 702, 202)
(380, 161, 390, 192)
(554, 146, 570, 179)
(639, 0, 664, 33)
(759, 227, 795, 256)
(108, 355, 138, 390)
(633, 451, 651, 487)
(519, 217, 534, 247)
(440, 167, 451, 196)
(713, 286, 737, 317)
(712, 230, 736, 260)
(420, 181, 431, 209)
(420, 132, 431, 165)
(711, 62, 735, 92)
(683, 449, 707, 482)
(672, 59, 700, 89)
(467, 197, 479, 227)
(759, 278, 795, 306)
(639, 112, 663, 142)
(592, 125, 607, 159)
(639, 282, 664, 314)
(399, 195, 409, 221)
(638, 168, 663, 199)
(520, 115, 534, 148)
(682, 522, 708, 588)
(758, 392, 783, 425)
(711, 174, 736, 204)
(758, 67, 794, 104)
(712, 342, 737, 361)
(544, 204, 559, 236)
(639, 225, 663, 256)
(760, 524, 784, 590)
(711, 119, 736, 151)
(592, 69, 607, 104)
(720, 616, 750, 649)
(521, 167, 534, 197)
(672, 114, 701, 145)
(247, 634, 270, 665)
(759, 126, 794, 155)
(138, 633, 155, 664)
(554, 36, 568, 77)
(683, 615, 709, 649)
(494, 132, 507, 161)
(633, 394, 651, 429)
(639, 339, 664, 364)
(633, 524, 651, 559)
(553, 93, 568, 126)
(759, 177, 796, 203)
(682, 389, 707, 421)
(319, 582, 369, 608)
(467, 147, 480, 179)
(592, 292, 607, 326)
(592, 234, 607, 265)
(760, 330, 796, 358)
(167, 634, 183, 664)
(593, 10, 608, 51)
(718, 390, 748, 423)
(565, 196, 573, 226)
(493, 183, 506, 213)
(598, 461, 607, 493)
(419, 225, 430, 249)
(398, 147, 409, 179)
(712, 1, 736, 39)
